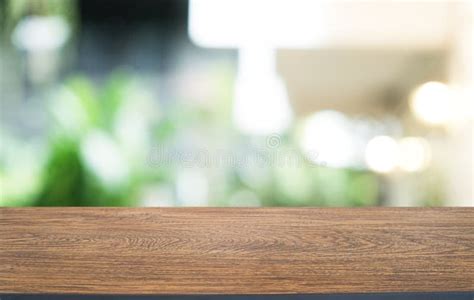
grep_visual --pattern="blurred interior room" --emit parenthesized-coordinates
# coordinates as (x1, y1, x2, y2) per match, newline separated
(0, 0, 472, 207)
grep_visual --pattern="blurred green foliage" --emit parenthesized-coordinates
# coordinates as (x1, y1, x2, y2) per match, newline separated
(0, 70, 382, 207)
(1, 72, 158, 206)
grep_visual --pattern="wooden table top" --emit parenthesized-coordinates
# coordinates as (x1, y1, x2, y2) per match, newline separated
(0, 208, 473, 295)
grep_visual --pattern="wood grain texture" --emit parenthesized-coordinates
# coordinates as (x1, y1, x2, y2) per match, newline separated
(0, 208, 473, 295)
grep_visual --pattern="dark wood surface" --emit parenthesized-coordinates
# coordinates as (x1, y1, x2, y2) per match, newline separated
(0, 208, 473, 295)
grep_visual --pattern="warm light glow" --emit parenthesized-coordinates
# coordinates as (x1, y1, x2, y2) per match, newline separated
(189, 1, 303, 135)
(398, 137, 431, 172)
(410, 81, 453, 125)
(188, 0, 323, 48)
(233, 77, 291, 135)
(365, 136, 398, 173)
(232, 47, 292, 135)
(300, 110, 357, 168)
(189, 0, 453, 49)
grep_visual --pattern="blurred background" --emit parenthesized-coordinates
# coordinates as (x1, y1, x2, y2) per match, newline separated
(0, 0, 472, 207)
